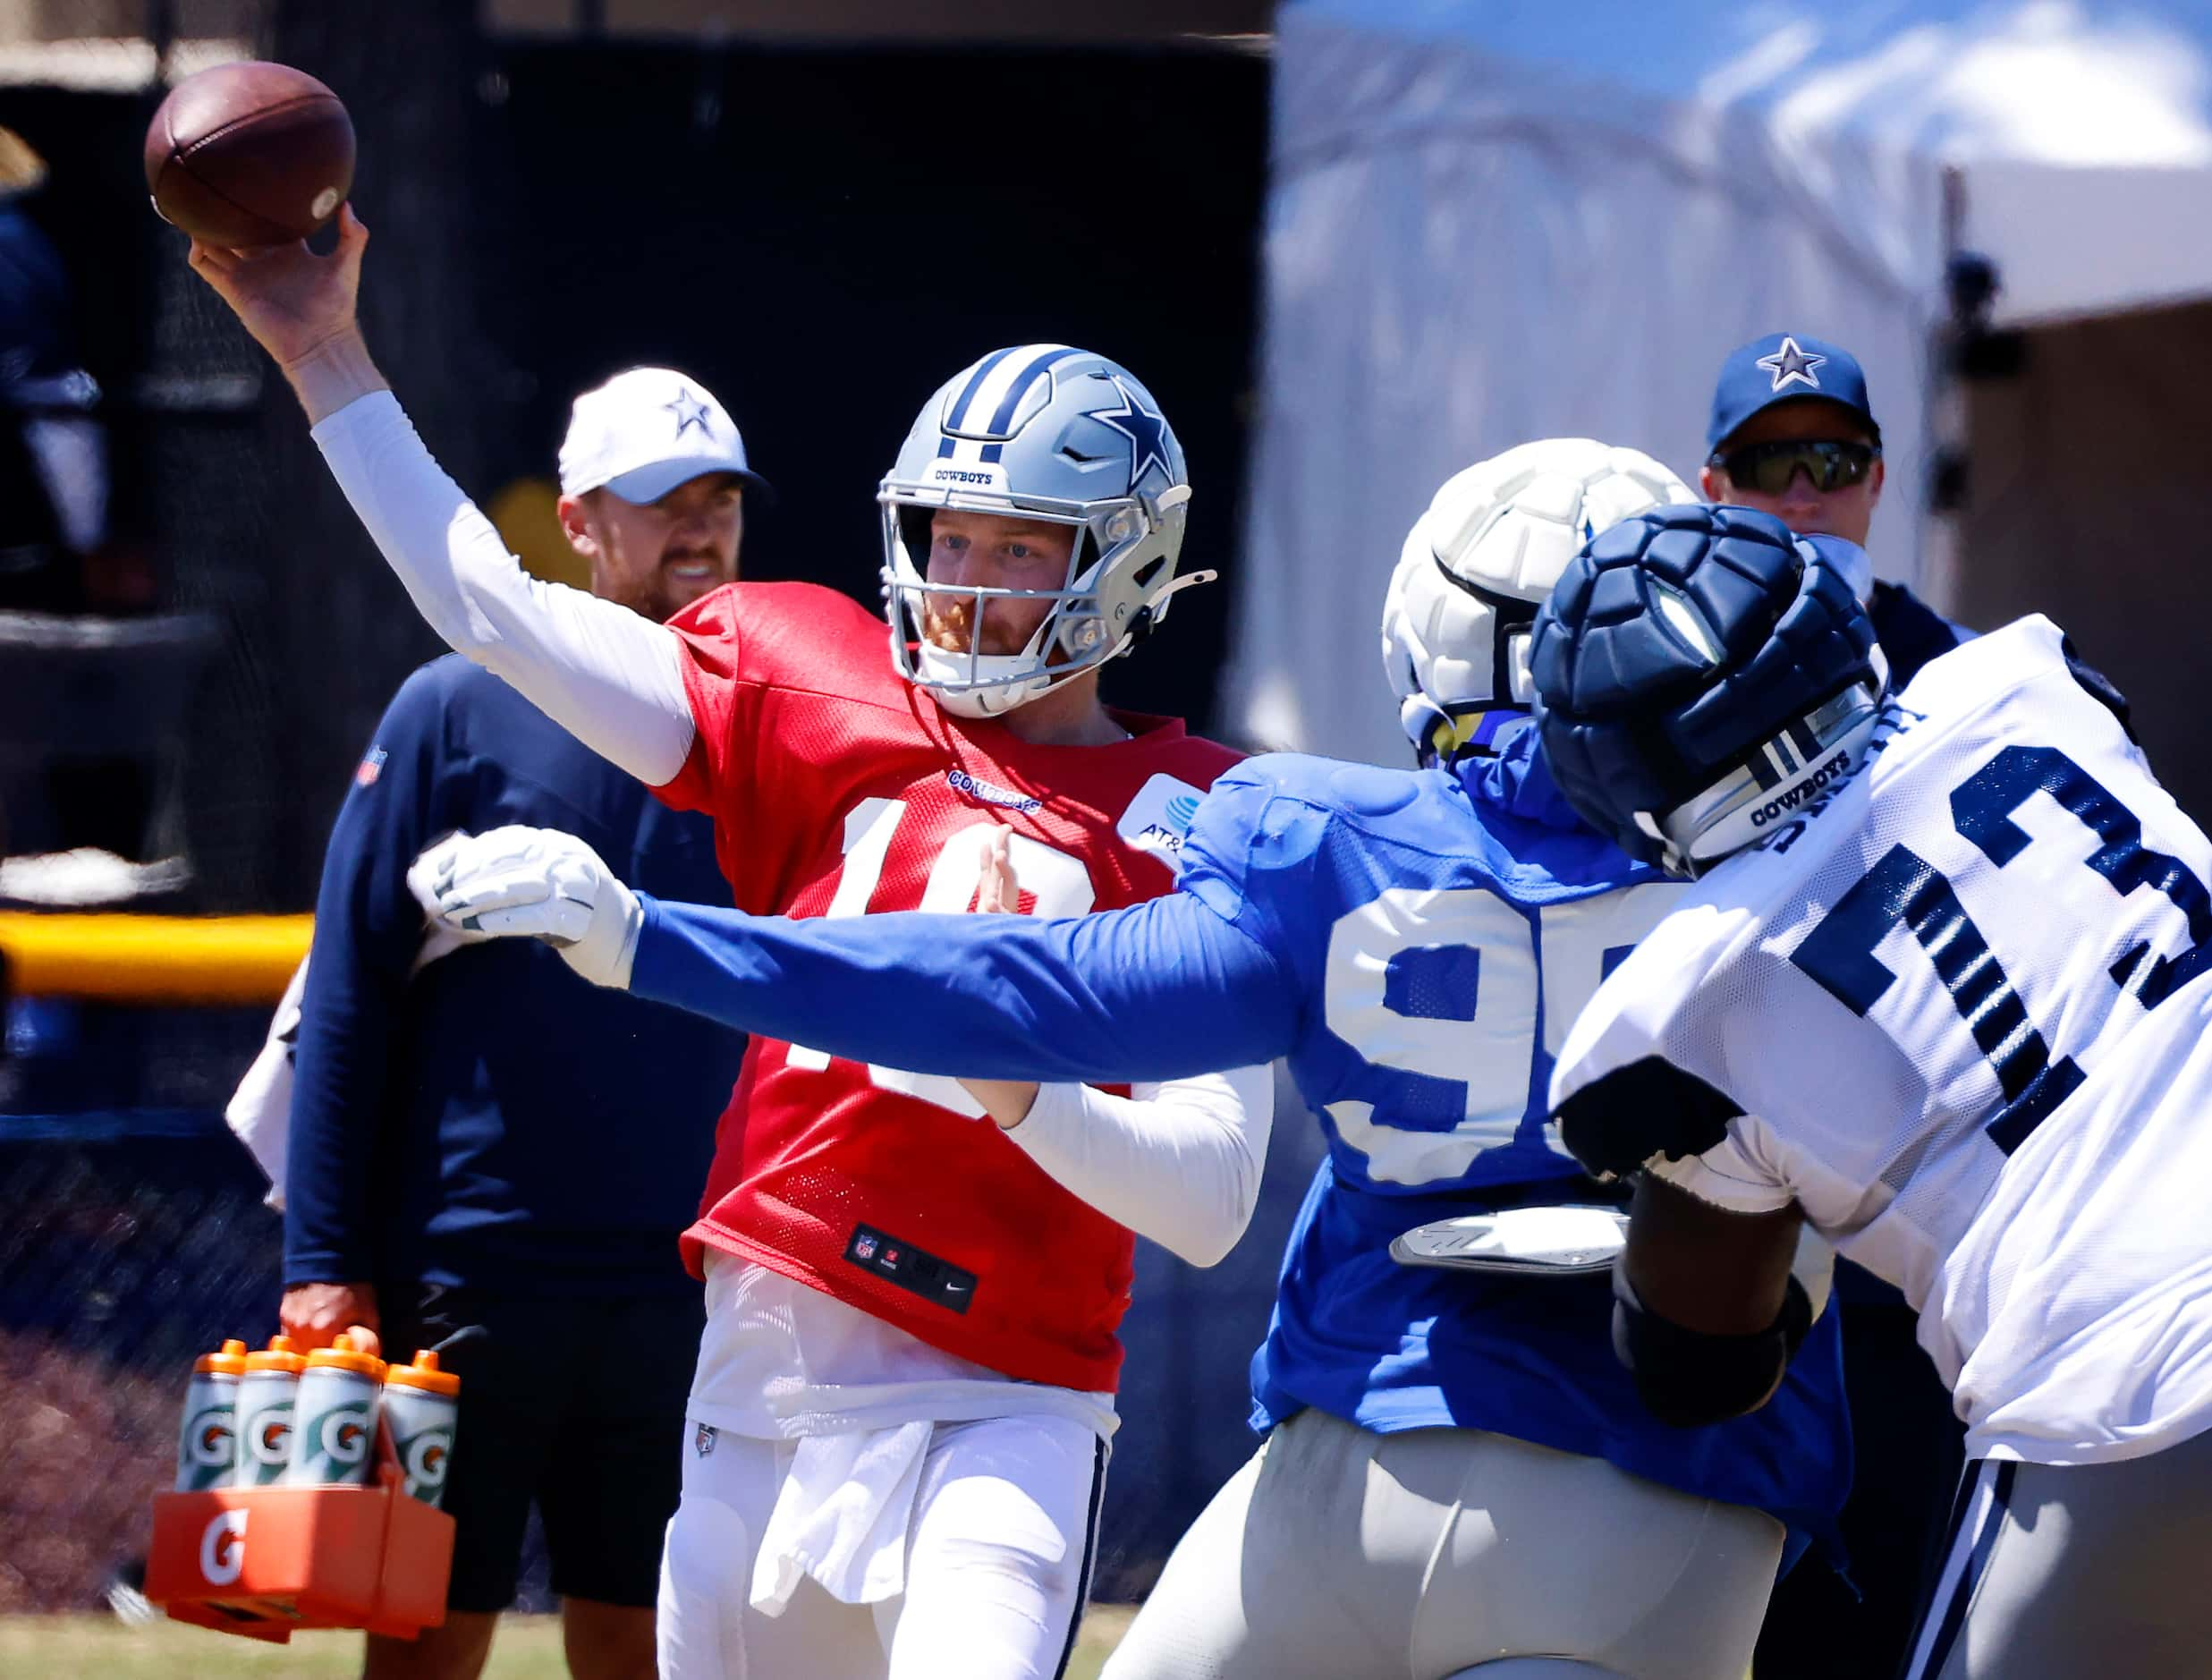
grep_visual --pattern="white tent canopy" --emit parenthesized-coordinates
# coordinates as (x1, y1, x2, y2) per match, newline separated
(1227, 0, 2212, 765)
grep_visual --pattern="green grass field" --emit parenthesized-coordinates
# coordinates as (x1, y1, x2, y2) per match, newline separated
(0, 1608, 1134, 1677)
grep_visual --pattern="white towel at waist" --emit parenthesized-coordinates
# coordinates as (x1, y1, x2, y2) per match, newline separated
(748, 1420, 935, 1615)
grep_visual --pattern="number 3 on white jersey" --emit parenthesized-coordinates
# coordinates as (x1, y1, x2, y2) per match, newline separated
(1322, 883, 1680, 1186)
(786, 798, 1096, 1114)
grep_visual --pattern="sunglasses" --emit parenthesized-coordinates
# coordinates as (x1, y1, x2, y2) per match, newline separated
(1710, 438, 1880, 496)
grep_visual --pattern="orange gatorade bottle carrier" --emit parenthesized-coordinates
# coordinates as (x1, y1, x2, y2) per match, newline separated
(235, 1336, 306, 1487)
(146, 1329, 456, 1646)
(382, 1350, 462, 1511)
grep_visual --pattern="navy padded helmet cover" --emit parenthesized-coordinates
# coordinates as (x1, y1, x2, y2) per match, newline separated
(1530, 505, 1878, 861)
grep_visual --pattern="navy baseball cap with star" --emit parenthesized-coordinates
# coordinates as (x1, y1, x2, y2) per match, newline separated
(1706, 332, 1881, 453)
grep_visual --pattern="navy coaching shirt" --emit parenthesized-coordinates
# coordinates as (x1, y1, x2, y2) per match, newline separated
(284, 655, 744, 1298)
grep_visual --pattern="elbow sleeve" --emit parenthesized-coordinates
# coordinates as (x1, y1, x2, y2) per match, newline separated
(1610, 1267, 1812, 1429)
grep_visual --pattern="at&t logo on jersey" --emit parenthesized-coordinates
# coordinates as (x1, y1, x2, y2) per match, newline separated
(1115, 774, 1208, 868)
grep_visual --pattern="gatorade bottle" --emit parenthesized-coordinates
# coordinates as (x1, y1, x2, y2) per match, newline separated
(175, 1338, 248, 1491)
(382, 1349, 461, 1509)
(285, 1333, 383, 1487)
(234, 1335, 307, 1486)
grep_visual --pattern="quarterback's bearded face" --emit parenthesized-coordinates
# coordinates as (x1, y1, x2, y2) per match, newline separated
(921, 510, 1077, 658)
(566, 471, 745, 624)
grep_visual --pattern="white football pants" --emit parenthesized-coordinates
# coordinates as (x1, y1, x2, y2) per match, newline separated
(1102, 1406, 1783, 1680)
(1903, 1423, 2212, 1679)
(657, 1413, 1106, 1680)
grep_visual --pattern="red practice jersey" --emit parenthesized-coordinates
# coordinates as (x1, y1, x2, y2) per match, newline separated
(657, 581, 1242, 1393)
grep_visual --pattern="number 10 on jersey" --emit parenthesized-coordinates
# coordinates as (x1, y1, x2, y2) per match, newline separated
(784, 797, 1096, 1115)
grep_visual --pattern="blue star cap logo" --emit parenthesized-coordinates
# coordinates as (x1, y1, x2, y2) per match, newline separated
(1086, 377, 1175, 490)
(1756, 335, 1826, 394)
(665, 387, 714, 439)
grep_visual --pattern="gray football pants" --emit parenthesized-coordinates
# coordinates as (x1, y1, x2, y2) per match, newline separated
(1903, 1423, 2212, 1679)
(1102, 1406, 1782, 1680)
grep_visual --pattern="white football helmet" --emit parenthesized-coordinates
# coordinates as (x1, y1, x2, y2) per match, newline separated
(1381, 438, 1696, 767)
(879, 344, 1210, 718)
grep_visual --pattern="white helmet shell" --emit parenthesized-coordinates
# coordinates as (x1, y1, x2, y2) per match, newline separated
(1381, 438, 1695, 765)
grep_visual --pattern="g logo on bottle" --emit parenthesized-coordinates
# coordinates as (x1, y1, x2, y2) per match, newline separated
(318, 1406, 370, 1466)
(185, 1410, 235, 1468)
(247, 1413, 292, 1468)
(403, 1430, 452, 1494)
(199, 1508, 249, 1586)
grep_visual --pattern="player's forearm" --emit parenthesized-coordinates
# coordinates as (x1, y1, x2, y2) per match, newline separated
(280, 326, 388, 426)
(310, 390, 697, 786)
(1013, 1065, 1275, 1267)
(627, 891, 1300, 1082)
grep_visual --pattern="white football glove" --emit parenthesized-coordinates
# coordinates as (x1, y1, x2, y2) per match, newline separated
(406, 826, 642, 989)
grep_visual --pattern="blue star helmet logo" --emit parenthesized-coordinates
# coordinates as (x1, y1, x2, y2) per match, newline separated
(1085, 377, 1175, 491)
(1756, 335, 1826, 394)
(666, 387, 715, 439)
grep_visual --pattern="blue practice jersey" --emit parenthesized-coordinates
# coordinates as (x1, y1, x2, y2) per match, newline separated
(624, 728, 1852, 1548)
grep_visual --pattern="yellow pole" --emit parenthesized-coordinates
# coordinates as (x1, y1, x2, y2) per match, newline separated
(0, 913, 312, 1005)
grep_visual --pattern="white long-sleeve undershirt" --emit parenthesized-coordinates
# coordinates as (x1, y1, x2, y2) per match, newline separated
(311, 390, 697, 786)
(1010, 1065, 1275, 1268)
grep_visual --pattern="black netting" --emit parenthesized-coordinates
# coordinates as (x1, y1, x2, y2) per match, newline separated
(0, 1121, 280, 1611)
(4, 0, 1275, 1625)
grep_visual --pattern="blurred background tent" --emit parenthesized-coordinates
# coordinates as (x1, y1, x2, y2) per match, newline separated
(1228, 0, 2212, 817)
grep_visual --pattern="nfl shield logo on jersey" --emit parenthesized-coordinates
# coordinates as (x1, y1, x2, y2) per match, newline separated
(694, 1422, 716, 1458)
(355, 745, 387, 787)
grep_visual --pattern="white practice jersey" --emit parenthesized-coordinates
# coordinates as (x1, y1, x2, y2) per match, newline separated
(1552, 616, 2212, 1466)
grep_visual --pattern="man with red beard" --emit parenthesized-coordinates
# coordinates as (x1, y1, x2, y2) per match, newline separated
(191, 210, 1271, 1680)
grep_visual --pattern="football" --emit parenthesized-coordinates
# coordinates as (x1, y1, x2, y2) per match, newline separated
(143, 60, 354, 248)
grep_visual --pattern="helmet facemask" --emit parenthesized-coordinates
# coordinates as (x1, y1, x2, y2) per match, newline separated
(881, 490, 1198, 719)
(1647, 668, 1888, 876)
(1381, 440, 1698, 770)
(1393, 570, 1544, 769)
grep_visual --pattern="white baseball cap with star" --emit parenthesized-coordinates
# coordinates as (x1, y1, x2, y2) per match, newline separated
(557, 367, 773, 505)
